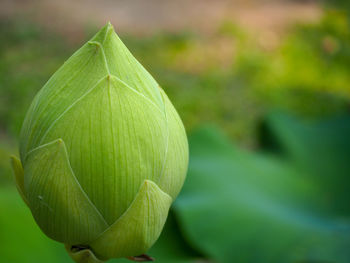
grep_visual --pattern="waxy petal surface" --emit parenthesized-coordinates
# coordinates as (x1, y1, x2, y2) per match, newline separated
(38, 76, 169, 224)
(10, 155, 28, 206)
(90, 180, 172, 260)
(24, 139, 108, 244)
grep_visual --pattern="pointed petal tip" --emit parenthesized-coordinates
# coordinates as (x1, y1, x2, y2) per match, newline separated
(141, 180, 172, 202)
(104, 21, 115, 33)
(9, 154, 17, 163)
(50, 138, 65, 149)
(141, 179, 155, 192)
(90, 21, 116, 45)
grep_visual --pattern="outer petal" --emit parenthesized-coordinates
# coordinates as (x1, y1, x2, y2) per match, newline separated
(39, 76, 169, 224)
(158, 89, 189, 199)
(19, 24, 111, 160)
(89, 180, 172, 260)
(23, 139, 108, 244)
(100, 23, 163, 108)
(19, 22, 164, 160)
(10, 155, 29, 206)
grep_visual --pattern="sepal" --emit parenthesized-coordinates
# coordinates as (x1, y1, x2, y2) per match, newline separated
(65, 245, 104, 263)
(10, 155, 29, 206)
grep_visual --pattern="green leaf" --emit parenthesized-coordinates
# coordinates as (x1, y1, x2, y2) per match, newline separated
(263, 112, 350, 215)
(24, 139, 108, 244)
(147, 212, 202, 263)
(90, 180, 172, 260)
(174, 126, 350, 263)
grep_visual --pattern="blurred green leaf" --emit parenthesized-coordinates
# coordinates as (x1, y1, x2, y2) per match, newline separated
(174, 126, 350, 263)
(146, 212, 201, 263)
(263, 112, 350, 216)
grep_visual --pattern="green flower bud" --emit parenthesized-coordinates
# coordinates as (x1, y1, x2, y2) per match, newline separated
(10, 22, 188, 262)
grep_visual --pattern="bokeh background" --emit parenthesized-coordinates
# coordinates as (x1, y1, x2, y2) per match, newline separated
(1, 0, 350, 262)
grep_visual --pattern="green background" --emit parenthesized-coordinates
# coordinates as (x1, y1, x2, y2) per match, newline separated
(1, 0, 350, 262)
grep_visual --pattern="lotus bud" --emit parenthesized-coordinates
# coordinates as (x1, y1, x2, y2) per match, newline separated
(10, 22, 188, 262)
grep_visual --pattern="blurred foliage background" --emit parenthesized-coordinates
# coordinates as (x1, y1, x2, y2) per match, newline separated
(1, 0, 350, 262)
